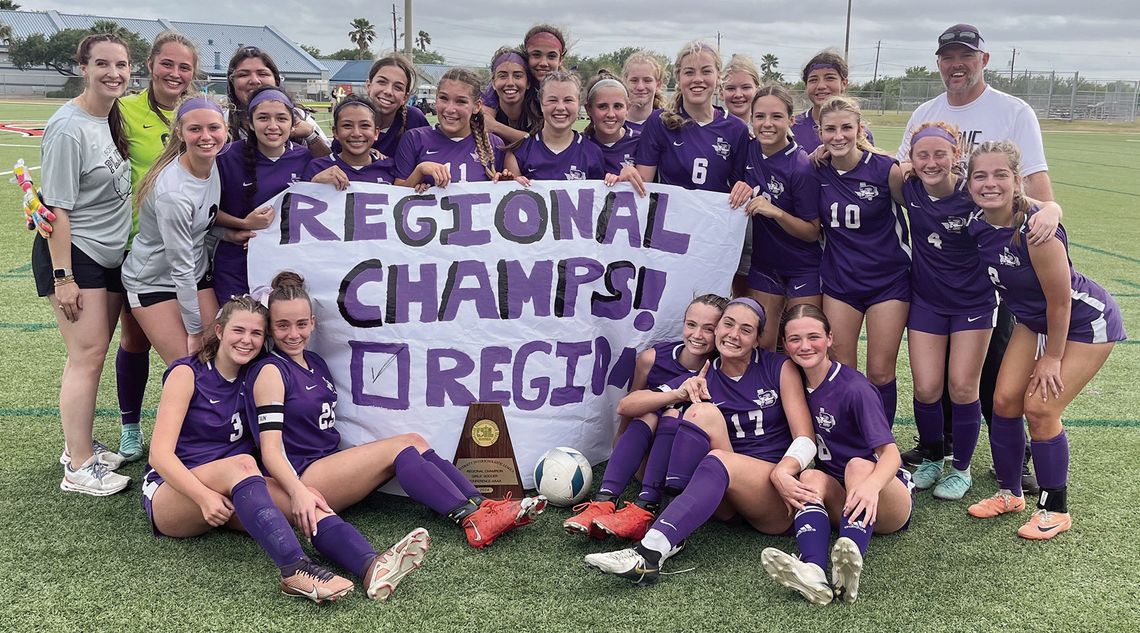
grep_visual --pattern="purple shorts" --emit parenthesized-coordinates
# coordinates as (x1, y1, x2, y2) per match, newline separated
(907, 303, 998, 336)
(1069, 292, 1128, 344)
(824, 277, 911, 314)
(141, 468, 166, 537)
(749, 268, 822, 298)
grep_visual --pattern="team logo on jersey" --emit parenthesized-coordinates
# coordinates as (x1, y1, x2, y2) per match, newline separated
(754, 389, 778, 408)
(470, 152, 481, 162)
(815, 407, 837, 431)
(856, 182, 879, 201)
(323, 376, 336, 394)
(999, 246, 1021, 267)
(712, 136, 732, 159)
(767, 176, 785, 198)
(621, 154, 634, 168)
(564, 165, 587, 181)
(941, 216, 967, 234)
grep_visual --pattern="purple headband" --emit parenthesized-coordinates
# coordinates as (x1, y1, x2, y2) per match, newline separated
(248, 88, 293, 111)
(911, 126, 958, 147)
(177, 96, 223, 119)
(727, 297, 766, 331)
(493, 51, 527, 72)
(808, 62, 841, 74)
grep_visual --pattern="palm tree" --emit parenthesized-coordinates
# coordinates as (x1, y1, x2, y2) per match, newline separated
(760, 53, 779, 75)
(90, 20, 131, 39)
(416, 30, 431, 52)
(348, 18, 375, 60)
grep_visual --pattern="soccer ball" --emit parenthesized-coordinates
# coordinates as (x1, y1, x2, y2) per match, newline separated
(533, 446, 592, 507)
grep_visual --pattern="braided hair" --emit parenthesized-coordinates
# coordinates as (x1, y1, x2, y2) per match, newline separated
(440, 68, 498, 180)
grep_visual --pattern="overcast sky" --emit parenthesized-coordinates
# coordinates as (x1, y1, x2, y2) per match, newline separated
(28, 1, 1140, 81)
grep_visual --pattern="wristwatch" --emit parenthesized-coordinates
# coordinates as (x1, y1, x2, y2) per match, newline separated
(53, 267, 72, 279)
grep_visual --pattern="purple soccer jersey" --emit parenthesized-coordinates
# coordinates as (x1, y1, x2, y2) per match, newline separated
(393, 125, 506, 185)
(513, 131, 605, 181)
(587, 125, 640, 176)
(645, 340, 699, 390)
(303, 153, 397, 184)
(791, 110, 874, 154)
(214, 139, 312, 301)
(634, 107, 749, 193)
(968, 210, 1127, 343)
(904, 178, 996, 314)
(807, 362, 896, 481)
(817, 151, 911, 298)
(330, 105, 430, 158)
(665, 349, 794, 462)
(735, 140, 823, 278)
(247, 350, 341, 475)
(624, 109, 661, 135)
(144, 357, 255, 474)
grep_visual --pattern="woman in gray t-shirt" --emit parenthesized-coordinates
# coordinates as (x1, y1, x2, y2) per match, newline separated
(32, 34, 134, 497)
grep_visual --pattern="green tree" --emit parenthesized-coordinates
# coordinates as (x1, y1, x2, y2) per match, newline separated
(0, 1, 22, 9)
(348, 18, 376, 60)
(299, 44, 321, 59)
(329, 48, 366, 61)
(412, 48, 445, 65)
(8, 23, 149, 75)
(416, 30, 431, 51)
(760, 53, 783, 83)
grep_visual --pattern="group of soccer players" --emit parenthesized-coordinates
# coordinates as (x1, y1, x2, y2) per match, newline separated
(32, 21, 1124, 604)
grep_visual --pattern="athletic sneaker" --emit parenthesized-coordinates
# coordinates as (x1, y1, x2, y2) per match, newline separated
(584, 546, 662, 587)
(967, 490, 1026, 518)
(280, 559, 354, 603)
(900, 440, 927, 467)
(60, 439, 125, 471)
(1021, 464, 1041, 496)
(118, 424, 145, 463)
(1017, 509, 1072, 541)
(365, 527, 430, 600)
(462, 494, 546, 548)
(760, 547, 833, 605)
(60, 455, 130, 496)
(564, 499, 616, 538)
(592, 501, 654, 540)
(830, 537, 863, 603)
(932, 469, 972, 500)
(912, 458, 945, 490)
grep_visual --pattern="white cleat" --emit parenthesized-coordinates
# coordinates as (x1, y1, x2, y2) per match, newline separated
(761, 547, 833, 605)
(60, 456, 130, 496)
(366, 527, 430, 600)
(830, 537, 864, 603)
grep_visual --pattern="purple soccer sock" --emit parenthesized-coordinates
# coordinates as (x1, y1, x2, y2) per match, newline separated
(989, 414, 1027, 496)
(421, 449, 481, 500)
(875, 379, 898, 427)
(394, 446, 471, 516)
(599, 419, 653, 497)
(913, 398, 945, 459)
(311, 515, 378, 579)
(649, 455, 729, 546)
(950, 400, 983, 471)
(663, 420, 711, 494)
(839, 514, 874, 556)
(637, 416, 679, 504)
(1030, 430, 1069, 491)
(115, 347, 149, 426)
(230, 475, 306, 570)
(793, 502, 831, 570)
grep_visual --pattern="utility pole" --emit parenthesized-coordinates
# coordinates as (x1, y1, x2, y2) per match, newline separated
(1009, 47, 1016, 82)
(843, 0, 852, 60)
(872, 40, 881, 83)
(404, 0, 413, 58)
(391, 4, 398, 53)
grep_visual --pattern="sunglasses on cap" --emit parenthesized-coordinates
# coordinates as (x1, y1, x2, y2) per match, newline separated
(939, 29, 981, 44)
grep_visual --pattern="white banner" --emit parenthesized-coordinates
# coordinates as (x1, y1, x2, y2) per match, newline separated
(248, 180, 745, 487)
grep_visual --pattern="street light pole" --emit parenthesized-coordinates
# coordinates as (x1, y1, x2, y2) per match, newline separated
(844, 0, 852, 60)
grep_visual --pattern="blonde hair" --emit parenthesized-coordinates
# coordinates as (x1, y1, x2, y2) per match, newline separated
(817, 95, 889, 156)
(661, 41, 723, 131)
(439, 68, 498, 180)
(968, 140, 1031, 245)
(198, 296, 268, 363)
(722, 54, 760, 87)
(622, 50, 666, 110)
(136, 95, 225, 205)
(538, 70, 582, 134)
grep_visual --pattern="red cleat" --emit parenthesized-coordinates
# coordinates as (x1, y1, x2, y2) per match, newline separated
(463, 494, 547, 548)
(592, 501, 654, 541)
(564, 500, 616, 538)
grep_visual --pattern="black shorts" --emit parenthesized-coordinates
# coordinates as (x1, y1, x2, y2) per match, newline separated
(126, 273, 215, 310)
(31, 235, 124, 297)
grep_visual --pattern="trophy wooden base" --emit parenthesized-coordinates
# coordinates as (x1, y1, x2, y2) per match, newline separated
(452, 402, 524, 500)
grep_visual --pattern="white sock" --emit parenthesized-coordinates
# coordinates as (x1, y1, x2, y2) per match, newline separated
(641, 528, 672, 558)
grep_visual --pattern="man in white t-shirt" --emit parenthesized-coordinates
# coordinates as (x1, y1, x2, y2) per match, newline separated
(897, 24, 1062, 496)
